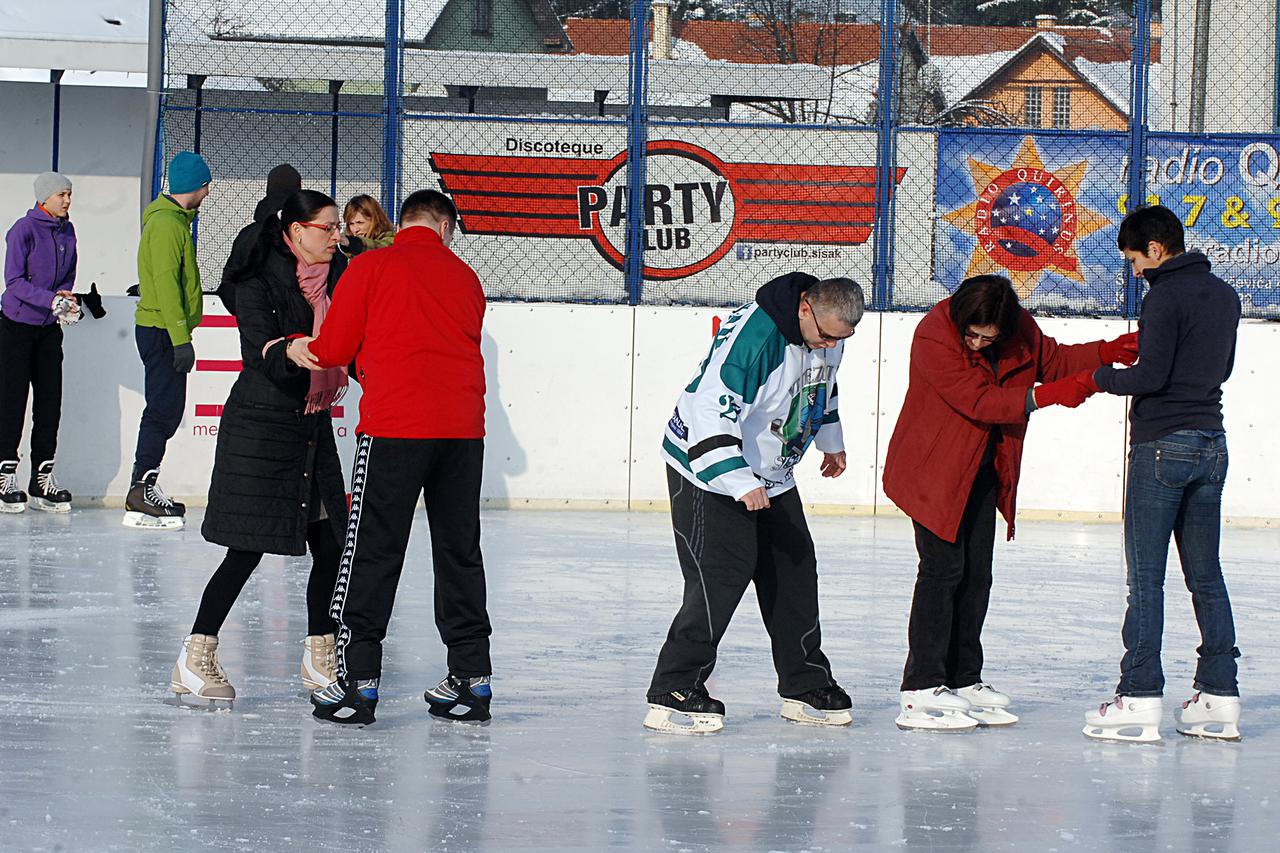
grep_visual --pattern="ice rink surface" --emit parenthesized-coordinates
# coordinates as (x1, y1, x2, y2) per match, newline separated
(1, 507, 1276, 852)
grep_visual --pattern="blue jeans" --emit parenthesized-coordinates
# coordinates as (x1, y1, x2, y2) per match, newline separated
(1118, 430, 1239, 697)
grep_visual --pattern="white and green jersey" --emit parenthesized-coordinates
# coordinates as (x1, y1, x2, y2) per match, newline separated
(662, 302, 843, 500)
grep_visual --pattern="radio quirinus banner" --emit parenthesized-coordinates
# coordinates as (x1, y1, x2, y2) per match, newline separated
(934, 132, 1125, 314)
(404, 122, 911, 306)
(1145, 135, 1280, 317)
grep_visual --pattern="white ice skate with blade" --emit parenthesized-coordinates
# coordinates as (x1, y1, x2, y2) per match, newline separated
(896, 686, 978, 732)
(954, 682, 1018, 726)
(1177, 691, 1241, 741)
(1083, 695, 1161, 742)
(300, 634, 337, 691)
(170, 634, 235, 705)
(643, 689, 725, 735)
(779, 684, 853, 727)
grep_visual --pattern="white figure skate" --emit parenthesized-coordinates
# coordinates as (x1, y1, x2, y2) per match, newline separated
(170, 634, 235, 705)
(300, 634, 337, 691)
(953, 682, 1018, 726)
(1083, 695, 1162, 742)
(1177, 691, 1241, 741)
(896, 686, 978, 732)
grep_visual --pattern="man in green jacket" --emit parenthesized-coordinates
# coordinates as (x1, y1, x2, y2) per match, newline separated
(124, 151, 210, 530)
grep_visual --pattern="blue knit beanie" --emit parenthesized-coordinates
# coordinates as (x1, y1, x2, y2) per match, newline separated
(168, 152, 211, 195)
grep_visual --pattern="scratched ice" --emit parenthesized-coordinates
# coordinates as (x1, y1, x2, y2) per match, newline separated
(1, 509, 1276, 851)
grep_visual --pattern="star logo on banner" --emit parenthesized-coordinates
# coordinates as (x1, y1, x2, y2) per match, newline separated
(942, 137, 1110, 298)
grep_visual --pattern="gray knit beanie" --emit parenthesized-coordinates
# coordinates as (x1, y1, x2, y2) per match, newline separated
(34, 171, 72, 202)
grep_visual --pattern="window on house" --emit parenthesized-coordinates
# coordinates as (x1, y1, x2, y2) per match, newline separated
(1053, 87, 1071, 128)
(1024, 87, 1042, 127)
(472, 0, 493, 35)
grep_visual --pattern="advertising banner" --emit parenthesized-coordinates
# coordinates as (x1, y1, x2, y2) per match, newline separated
(1145, 134, 1280, 317)
(934, 131, 1127, 314)
(403, 121, 917, 306)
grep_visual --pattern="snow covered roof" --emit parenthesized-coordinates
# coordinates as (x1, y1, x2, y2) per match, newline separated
(168, 0, 451, 44)
(0, 0, 146, 42)
(0, 0, 146, 72)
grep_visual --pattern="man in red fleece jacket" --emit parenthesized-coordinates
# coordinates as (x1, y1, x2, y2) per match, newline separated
(287, 190, 492, 726)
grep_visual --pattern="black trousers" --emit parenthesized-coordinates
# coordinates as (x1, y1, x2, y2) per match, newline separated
(132, 325, 186, 481)
(648, 466, 837, 699)
(192, 520, 342, 637)
(0, 315, 63, 464)
(901, 465, 998, 691)
(332, 435, 491, 681)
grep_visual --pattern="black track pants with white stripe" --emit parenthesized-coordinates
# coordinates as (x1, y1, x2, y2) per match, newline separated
(332, 435, 491, 681)
(647, 465, 837, 699)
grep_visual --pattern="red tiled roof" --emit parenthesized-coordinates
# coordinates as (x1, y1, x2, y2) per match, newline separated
(563, 19, 1158, 65)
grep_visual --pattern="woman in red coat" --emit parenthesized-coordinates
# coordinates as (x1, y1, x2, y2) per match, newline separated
(883, 275, 1137, 731)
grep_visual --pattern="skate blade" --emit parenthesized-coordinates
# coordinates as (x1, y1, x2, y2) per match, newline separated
(969, 706, 1019, 727)
(1082, 723, 1161, 743)
(895, 710, 978, 732)
(31, 498, 71, 513)
(1177, 722, 1241, 741)
(166, 690, 234, 711)
(0, 502, 27, 514)
(311, 706, 376, 727)
(780, 699, 852, 727)
(123, 512, 185, 530)
(643, 705, 724, 735)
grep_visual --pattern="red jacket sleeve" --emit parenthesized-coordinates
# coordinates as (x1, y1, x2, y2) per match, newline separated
(309, 257, 371, 369)
(913, 316, 1028, 425)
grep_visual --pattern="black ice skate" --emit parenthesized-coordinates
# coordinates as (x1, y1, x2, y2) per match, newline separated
(781, 683, 854, 727)
(425, 674, 492, 723)
(643, 686, 726, 735)
(311, 677, 379, 726)
(0, 460, 27, 514)
(28, 460, 72, 513)
(123, 469, 185, 530)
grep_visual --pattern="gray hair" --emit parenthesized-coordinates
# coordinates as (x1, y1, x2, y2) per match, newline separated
(806, 277, 866, 327)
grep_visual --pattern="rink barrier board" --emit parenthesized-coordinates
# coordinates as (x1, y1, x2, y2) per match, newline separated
(38, 298, 1280, 525)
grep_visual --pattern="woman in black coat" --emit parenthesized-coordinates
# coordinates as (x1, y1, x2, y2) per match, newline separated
(170, 190, 351, 703)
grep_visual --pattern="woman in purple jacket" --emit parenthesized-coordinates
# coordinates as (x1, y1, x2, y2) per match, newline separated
(0, 172, 79, 513)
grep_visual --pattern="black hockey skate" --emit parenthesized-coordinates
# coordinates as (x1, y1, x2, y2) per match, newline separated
(29, 460, 72, 513)
(123, 469, 185, 530)
(425, 674, 492, 723)
(0, 460, 27, 514)
(781, 683, 853, 727)
(643, 686, 726, 735)
(311, 677, 379, 726)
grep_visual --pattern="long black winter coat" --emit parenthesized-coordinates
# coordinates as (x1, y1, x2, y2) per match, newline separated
(201, 241, 349, 555)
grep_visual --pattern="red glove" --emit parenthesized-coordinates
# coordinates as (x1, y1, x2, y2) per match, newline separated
(1034, 372, 1095, 409)
(1099, 331, 1139, 366)
(1078, 369, 1100, 393)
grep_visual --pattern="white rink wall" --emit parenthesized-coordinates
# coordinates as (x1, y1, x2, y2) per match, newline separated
(43, 297, 1280, 524)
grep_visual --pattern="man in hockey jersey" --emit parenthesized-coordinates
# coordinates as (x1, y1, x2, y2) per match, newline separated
(645, 272, 864, 735)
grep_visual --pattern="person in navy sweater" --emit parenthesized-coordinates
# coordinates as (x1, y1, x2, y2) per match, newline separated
(1081, 205, 1243, 743)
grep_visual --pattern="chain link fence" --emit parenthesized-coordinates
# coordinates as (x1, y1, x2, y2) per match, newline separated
(158, 0, 1280, 317)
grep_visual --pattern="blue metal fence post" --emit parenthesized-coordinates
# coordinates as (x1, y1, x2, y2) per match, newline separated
(382, 0, 402, 220)
(623, 0, 651, 306)
(871, 0, 899, 311)
(1125, 0, 1152, 319)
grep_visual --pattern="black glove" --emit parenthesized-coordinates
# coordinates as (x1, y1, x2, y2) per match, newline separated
(73, 283, 106, 319)
(173, 342, 195, 374)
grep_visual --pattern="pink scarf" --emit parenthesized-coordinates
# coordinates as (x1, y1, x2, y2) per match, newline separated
(283, 233, 348, 414)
